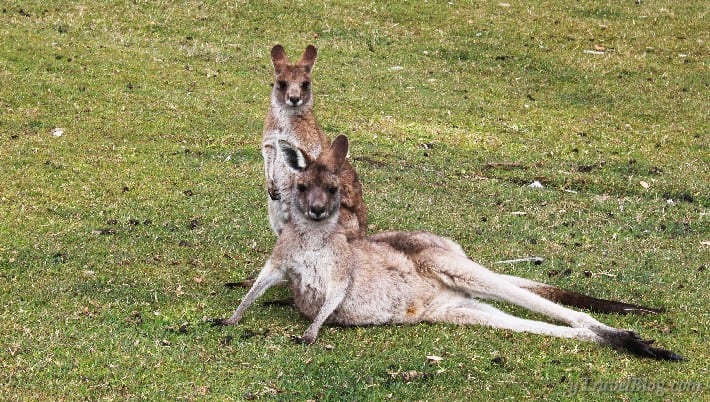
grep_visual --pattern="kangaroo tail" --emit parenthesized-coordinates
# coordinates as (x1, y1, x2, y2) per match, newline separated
(527, 284, 664, 314)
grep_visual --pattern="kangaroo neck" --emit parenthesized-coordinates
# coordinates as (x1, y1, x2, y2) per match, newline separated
(271, 97, 314, 125)
(270, 106, 315, 132)
(268, 105, 325, 157)
(289, 213, 340, 242)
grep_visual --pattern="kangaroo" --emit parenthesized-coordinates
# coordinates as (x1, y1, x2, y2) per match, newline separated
(220, 135, 683, 361)
(262, 44, 366, 239)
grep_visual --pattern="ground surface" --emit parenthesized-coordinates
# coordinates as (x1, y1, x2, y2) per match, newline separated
(1, 1, 708, 400)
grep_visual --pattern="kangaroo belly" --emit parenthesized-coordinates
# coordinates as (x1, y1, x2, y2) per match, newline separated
(329, 276, 442, 326)
(328, 245, 444, 326)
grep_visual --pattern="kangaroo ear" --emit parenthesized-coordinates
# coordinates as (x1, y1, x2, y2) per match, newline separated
(279, 140, 310, 171)
(271, 44, 288, 74)
(330, 135, 349, 171)
(298, 45, 317, 73)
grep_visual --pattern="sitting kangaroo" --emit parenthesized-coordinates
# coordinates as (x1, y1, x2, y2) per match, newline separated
(262, 44, 366, 239)
(220, 135, 683, 361)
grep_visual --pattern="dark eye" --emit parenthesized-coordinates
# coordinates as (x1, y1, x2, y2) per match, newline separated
(277, 80, 287, 90)
(301, 81, 310, 90)
(297, 184, 308, 192)
(328, 186, 338, 195)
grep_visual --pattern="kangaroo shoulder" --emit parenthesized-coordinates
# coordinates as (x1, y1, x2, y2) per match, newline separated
(262, 112, 282, 142)
(293, 114, 328, 150)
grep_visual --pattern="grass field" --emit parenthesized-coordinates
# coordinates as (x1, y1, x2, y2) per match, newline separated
(1, 1, 708, 400)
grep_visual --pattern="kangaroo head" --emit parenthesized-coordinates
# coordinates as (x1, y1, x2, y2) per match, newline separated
(279, 135, 349, 223)
(270, 44, 317, 110)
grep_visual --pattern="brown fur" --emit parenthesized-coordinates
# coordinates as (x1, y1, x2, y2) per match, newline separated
(528, 285, 664, 314)
(262, 44, 366, 239)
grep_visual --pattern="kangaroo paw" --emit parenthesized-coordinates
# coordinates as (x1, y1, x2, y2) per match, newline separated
(262, 297, 295, 307)
(598, 329, 684, 361)
(224, 279, 256, 289)
(291, 334, 317, 345)
(268, 188, 281, 201)
(290, 335, 307, 344)
(210, 318, 230, 327)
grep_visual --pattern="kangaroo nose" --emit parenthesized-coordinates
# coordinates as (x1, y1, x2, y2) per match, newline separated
(309, 205, 325, 219)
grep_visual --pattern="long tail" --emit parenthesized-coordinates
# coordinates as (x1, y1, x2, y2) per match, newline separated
(527, 284, 664, 314)
(499, 275, 664, 314)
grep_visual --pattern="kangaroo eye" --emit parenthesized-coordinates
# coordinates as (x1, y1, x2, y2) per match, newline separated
(301, 81, 310, 90)
(277, 80, 287, 90)
(297, 184, 308, 192)
(328, 186, 338, 195)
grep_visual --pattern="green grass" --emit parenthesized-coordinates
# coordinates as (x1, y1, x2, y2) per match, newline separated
(1, 1, 708, 400)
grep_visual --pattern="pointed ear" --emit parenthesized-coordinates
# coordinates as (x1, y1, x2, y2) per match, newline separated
(330, 135, 349, 171)
(278, 140, 310, 171)
(297, 45, 317, 73)
(271, 44, 288, 74)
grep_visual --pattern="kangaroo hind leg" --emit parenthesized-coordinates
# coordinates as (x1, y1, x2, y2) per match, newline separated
(426, 253, 685, 361)
(425, 252, 607, 330)
(423, 296, 600, 342)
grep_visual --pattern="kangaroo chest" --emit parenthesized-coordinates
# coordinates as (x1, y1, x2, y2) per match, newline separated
(284, 246, 340, 320)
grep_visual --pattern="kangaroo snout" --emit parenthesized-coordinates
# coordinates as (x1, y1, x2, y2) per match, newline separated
(286, 95, 302, 106)
(309, 205, 326, 219)
(306, 191, 329, 220)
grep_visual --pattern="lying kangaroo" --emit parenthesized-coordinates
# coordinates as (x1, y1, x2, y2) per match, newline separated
(262, 44, 366, 239)
(220, 135, 683, 361)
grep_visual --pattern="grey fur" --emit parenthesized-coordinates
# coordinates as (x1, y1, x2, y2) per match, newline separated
(221, 136, 683, 361)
